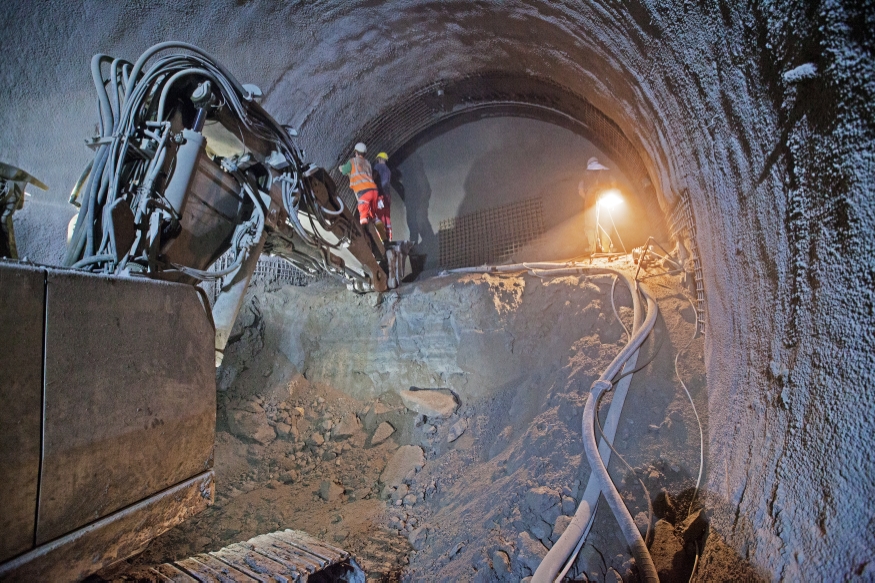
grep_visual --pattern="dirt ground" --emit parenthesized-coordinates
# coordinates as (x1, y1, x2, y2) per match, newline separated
(113, 256, 706, 582)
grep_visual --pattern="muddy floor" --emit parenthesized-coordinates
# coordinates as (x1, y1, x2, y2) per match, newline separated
(111, 256, 706, 582)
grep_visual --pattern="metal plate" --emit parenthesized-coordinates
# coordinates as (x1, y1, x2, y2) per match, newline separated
(0, 262, 44, 561)
(0, 471, 213, 582)
(36, 270, 215, 543)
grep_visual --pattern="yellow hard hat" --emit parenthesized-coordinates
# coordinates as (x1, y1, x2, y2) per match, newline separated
(376, 152, 389, 161)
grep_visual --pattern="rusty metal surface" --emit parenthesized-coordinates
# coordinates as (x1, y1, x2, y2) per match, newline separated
(0, 262, 44, 562)
(36, 270, 216, 544)
(118, 529, 364, 582)
(0, 471, 214, 583)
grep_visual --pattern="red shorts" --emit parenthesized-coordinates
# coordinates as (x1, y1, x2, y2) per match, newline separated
(376, 195, 391, 239)
(356, 189, 378, 224)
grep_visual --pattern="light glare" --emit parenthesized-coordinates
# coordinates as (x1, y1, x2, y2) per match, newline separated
(600, 189, 623, 209)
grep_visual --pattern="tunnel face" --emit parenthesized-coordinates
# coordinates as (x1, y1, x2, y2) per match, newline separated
(386, 115, 658, 268)
(1, 0, 873, 579)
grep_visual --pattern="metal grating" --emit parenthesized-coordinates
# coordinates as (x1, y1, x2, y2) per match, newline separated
(201, 254, 322, 306)
(438, 198, 545, 269)
(668, 189, 706, 335)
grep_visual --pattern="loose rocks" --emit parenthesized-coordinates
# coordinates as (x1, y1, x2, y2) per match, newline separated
(525, 486, 562, 525)
(332, 413, 361, 439)
(228, 410, 275, 445)
(399, 389, 458, 418)
(516, 531, 548, 574)
(408, 525, 428, 551)
(447, 418, 468, 442)
(492, 550, 511, 576)
(371, 421, 396, 445)
(551, 515, 572, 542)
(380, 445, 425, 488)
(318, 480, 344, 502)
(679, 509, 707, 543)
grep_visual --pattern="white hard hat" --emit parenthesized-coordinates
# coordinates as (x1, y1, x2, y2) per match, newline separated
(354, 142, 367, 154)
(587, 156, 609, 171)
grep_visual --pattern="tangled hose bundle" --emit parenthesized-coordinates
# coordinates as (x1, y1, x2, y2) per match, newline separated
(64, 42, 351, 280)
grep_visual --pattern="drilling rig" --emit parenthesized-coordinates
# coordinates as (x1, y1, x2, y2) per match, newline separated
(0, 42, 400, 581)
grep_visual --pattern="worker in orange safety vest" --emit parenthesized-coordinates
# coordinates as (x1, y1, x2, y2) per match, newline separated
(339, 142, 385, 239)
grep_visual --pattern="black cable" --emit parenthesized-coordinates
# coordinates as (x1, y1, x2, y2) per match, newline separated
(610, 324, 666, 386)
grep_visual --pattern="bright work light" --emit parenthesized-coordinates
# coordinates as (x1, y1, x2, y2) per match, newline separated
(599, 189, 623, 209)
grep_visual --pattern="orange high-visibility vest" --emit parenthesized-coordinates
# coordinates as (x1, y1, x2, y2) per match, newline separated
(349, 156, 378, 195)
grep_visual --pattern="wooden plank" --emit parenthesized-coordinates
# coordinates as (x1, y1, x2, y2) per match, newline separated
(153, 563, 199, 582)
(239, 541, 319, 574)
(191, 554, 259, 582)
(175, 557, 236, 583)
(210, 546, 300, 581)
(253, 537, 325, 572)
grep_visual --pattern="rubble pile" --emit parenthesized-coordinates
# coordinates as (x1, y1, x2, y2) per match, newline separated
(127, 265, 706, 581)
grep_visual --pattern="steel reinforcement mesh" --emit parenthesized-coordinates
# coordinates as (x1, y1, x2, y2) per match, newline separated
(438, 198, 545, 269)
(668, 189, 706, 335)
(201, 255, 323, 306)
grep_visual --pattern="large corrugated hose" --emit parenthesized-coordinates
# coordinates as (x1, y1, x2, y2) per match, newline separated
(446, 262, 659, 581)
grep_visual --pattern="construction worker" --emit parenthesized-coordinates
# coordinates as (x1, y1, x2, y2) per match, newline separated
(578, 156, 612, 254)
(339, 142, 385, 238)
(373, 152, 392, 240)
(0, 162, 48, 258)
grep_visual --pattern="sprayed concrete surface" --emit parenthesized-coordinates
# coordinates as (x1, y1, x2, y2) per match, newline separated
(112, 265, 707, 581)
(1, 0, 873, 579)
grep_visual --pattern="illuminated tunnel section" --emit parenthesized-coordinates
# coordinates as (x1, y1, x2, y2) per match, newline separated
(329, 72, 670, 242)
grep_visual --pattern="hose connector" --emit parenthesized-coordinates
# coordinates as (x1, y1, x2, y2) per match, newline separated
(590, 379, 612, 395)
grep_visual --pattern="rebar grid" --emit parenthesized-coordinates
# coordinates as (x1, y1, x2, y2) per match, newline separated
(669, 190, 706, 335)
(438, 198, 545, 269)
(201, 254, 322, 305)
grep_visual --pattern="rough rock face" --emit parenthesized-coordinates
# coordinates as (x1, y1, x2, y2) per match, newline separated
(1, 1, 872, 579)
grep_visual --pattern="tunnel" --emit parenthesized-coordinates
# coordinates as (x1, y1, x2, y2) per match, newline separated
(1, 1, 873, 581)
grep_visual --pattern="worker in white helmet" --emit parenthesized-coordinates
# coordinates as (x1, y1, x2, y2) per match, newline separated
(578, 156, 613, 254)
(339, 142, 384, 237)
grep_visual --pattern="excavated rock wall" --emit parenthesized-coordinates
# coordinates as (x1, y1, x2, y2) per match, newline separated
(1, 1, 872, 578)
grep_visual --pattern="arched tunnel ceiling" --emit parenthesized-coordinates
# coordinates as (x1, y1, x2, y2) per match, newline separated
(0, 1, 873, 579)
(331, 72, 667, 239)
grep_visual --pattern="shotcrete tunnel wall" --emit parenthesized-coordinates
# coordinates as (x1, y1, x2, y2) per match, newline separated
(1, 1, 872, 579)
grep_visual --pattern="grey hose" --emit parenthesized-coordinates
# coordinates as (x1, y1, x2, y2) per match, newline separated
(579, 285, 659, 583)
(525, 269, 654, 582)
(446, 262, 659, 580)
